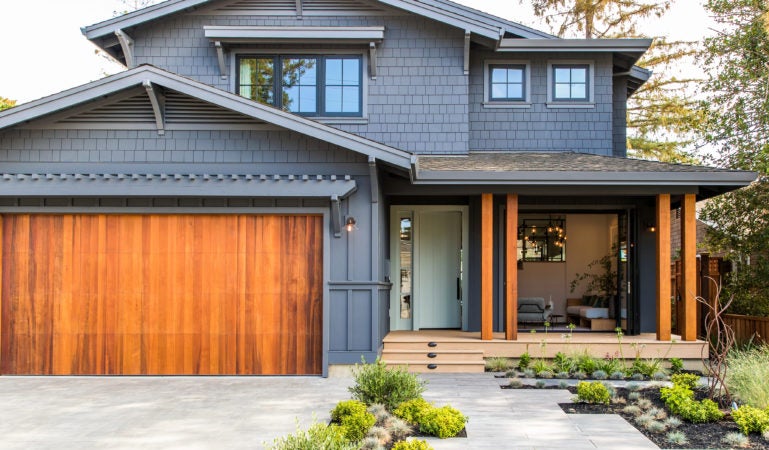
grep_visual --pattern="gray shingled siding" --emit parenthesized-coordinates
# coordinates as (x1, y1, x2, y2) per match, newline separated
(0, 129, 364, 167)
(613, 76, 628, 157)
(131, 14, 469, 154)
(468, 51, 614, 154)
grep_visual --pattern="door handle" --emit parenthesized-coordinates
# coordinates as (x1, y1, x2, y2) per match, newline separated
(456, 277, 461, 300)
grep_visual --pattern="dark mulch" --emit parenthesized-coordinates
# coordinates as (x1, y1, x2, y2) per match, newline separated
(557, 386, 768, 449)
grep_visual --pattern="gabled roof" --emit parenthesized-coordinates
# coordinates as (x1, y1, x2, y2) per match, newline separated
(81, 0, 554, 42)
(0, 65, 412, 169)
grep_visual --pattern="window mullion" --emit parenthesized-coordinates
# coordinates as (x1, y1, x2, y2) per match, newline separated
(275, 56, 282, 110)
(318, 57, 326, 117)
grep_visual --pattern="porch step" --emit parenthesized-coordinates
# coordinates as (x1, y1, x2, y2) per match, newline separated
(380, 346, 486, 373)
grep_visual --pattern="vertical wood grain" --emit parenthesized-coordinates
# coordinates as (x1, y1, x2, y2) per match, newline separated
(505, 194, 518, 341)
(656, 194, 672, 341)
(681, 194, 697, 341)
(481, 194, 493, 341)
(1, 214, 323, 375)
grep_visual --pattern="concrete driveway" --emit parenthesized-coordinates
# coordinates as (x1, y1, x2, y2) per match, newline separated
(0, 374, 658, 450)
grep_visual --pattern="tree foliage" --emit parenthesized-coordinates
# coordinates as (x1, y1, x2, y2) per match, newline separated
(525, 0, 700, 163)
(0, 97, 15, 111)
(698, 0, 769, 317)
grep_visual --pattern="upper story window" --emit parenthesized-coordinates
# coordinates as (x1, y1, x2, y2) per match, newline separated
(489, 64, 525, 101)
(483, 60, 531, 108)
(552, 64, 589, 101)
(237, 55, 362, 117)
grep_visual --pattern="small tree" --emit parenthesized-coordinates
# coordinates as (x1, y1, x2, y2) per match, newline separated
(0, 97, 15, 111)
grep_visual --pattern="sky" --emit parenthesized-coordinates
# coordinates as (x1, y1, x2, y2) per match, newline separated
(0, 0, 714, 104)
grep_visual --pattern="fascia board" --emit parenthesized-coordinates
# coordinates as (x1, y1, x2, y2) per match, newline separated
(0, 66, 412, 169)
(375, 0, 502, 39)
(497, 38, 653, 53)
(203, 25, 385, 42)
(414, 170, 757, 186)
(82, 0, 210, 39)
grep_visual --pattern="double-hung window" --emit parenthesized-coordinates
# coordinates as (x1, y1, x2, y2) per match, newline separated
(237, 55, 363, 116)
(552, 64, 589, 102)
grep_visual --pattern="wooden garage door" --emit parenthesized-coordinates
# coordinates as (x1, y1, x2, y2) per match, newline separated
(0, 214, 322, 375)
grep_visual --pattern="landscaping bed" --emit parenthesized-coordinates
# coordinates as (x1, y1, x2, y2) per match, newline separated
(560, 385, 765, 449)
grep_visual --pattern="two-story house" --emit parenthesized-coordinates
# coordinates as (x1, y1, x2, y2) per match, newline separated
(0, 0, 755, 376)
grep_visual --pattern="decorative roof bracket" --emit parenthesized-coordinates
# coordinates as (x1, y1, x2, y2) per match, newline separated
(368, 156, 379, 203)
(369, 42, 378, 80)
(142, 80, 166, 136)
(331, 194, 342, 237)
(115, 29, 135, 68)
(463, 30, 471, 75)
(214, 41, 227, 79)
(295, 0, 303, 19)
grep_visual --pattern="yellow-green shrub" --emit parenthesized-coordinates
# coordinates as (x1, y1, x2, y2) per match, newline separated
(393, 398, 432, 425)
(732, 405, 769, 435)
(575, 381, 610, 405)
(391, 440, 434, 450)
(418, 405, 467, 439)
(330, 400, 376, 442)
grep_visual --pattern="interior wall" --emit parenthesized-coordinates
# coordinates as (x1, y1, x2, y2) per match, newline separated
(518, 214, 615, 316)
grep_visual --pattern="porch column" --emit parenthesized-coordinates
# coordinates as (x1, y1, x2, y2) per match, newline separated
(681, 193, 697, 341)
(481, 193, 493, 340)
(656, 194, 672, 341)
(505, 194, 518, 340)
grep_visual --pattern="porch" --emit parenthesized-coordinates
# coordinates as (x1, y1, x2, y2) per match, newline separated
(381, 330, 707, 373)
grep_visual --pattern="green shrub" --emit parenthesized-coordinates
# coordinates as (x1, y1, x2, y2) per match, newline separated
(596, 357, 623, 375)
(418, 405, 467, 439)
(732, 405, 769, 435)
(531, 360, 550, 375)
(330, 400, 376, 442)
(669, 357, 684, 374)
(349, 358, 426, 410)
(671, 373, 700, 390)
(576, 353, 599, 374)
(265, 422, 355, 450)
(727, 345, 769, 409)
(393, 398, 432, 425)
(552, 352, 576, 373)
(575, 381, 610, 405)
(631, 359, 661, 378)
(660, 384, 724, 423)
(391, 440, 434, 450)
(517, 352, 531, 370)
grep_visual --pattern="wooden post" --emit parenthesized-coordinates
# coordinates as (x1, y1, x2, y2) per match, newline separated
(481, 193, 493, 341)
(505, 194, 518, 340)
(681, 193, 697, 341)
(656, 194, 672, 341)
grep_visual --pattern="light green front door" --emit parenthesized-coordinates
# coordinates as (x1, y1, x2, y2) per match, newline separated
(415, 210, 462, 329)
(389, 206, 467, 331)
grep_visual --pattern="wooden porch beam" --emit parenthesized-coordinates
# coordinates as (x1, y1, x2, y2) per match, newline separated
(656, 194, 671, 341)
(505, 194, 518, 340)
(681, 193, 697, 341)
(481, 193, 493, 340)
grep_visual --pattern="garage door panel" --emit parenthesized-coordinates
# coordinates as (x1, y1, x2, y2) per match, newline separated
(2, 214, 322, 375)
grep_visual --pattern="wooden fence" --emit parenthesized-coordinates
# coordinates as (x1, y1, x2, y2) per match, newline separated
(671, 254, 729, 338)
(723, 314, 769, 345)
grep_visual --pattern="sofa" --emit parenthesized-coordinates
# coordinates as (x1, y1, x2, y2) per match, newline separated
(566, 296, 626, 330)
(517, 297, 553, 323)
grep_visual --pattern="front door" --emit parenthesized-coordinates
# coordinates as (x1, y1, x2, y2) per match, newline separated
(390, 206, 467, 331)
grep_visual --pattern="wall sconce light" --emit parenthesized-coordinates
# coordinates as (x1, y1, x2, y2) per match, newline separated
(345, 216, 357, 232)
(646, 223, 657, 233)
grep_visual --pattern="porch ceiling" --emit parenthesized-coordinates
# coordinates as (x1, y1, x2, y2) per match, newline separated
(413, 152, 756, 199)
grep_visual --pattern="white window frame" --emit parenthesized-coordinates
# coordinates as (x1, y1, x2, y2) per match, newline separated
(230, 48, 369, 123)
(483, 59, 531, 109)
(546, 60, 595, 108)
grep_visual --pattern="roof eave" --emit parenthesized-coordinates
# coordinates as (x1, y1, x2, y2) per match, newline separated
(497, 38, 653, 53)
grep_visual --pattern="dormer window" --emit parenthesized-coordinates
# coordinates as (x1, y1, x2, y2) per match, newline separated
(237, 55, 363, 117)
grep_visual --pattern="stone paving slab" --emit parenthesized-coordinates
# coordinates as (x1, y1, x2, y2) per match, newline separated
(0, 374, 659, 449)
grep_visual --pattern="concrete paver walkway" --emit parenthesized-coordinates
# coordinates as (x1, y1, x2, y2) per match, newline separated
(0, 374, 658, 449)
